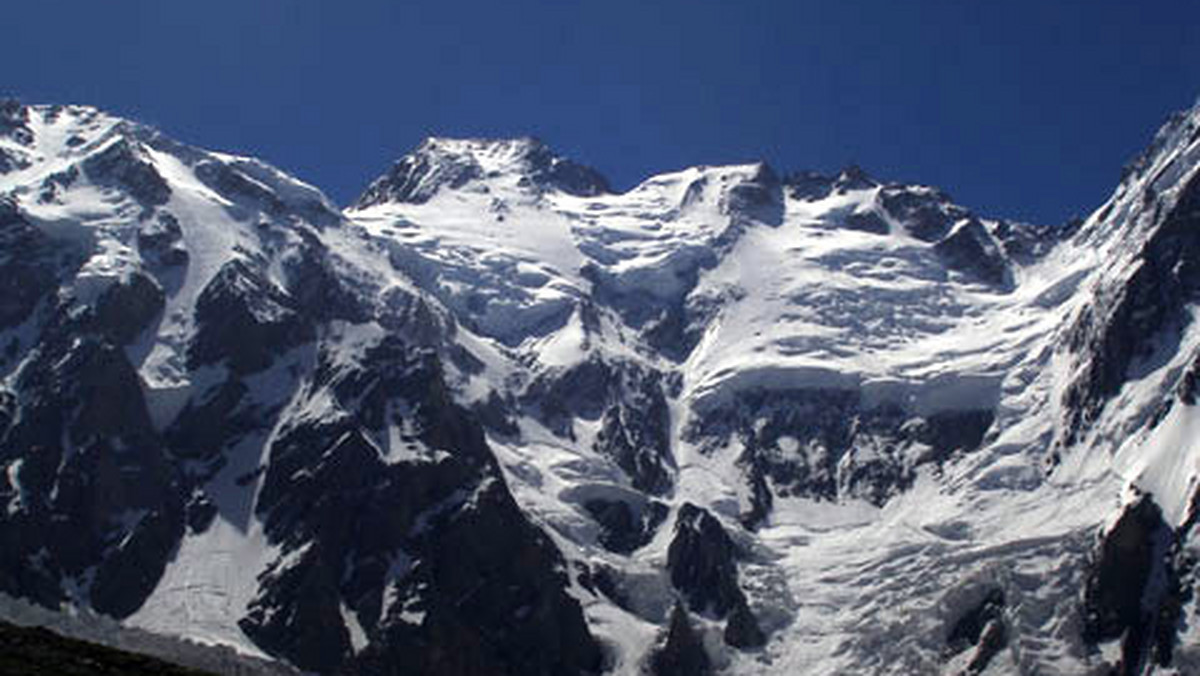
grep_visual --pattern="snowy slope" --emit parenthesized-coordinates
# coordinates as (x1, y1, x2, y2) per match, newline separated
(343, 114, 1200, 675)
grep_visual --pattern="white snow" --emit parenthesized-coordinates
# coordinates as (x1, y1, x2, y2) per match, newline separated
(340, 602, 369, 653)
(4, 459, 26, 516)
(349, 125, 1200, 673)
(126, 369, 296, 658)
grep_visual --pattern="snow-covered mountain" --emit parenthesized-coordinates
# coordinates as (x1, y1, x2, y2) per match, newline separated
(2, 96, 1200, 675)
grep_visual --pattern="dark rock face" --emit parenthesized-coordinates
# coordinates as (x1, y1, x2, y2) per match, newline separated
(880, 186, 966, 242)
(679, 176, 708, 209)
(665, 503, 765, 649)
(740, 464, 774, 530)
(705, 388, 860, 516)
(185, 492, 218, 534)
(834, 165, 877, 193)
(688, 389, 995, 522)
(356, 148, 483, 207)
(583, 259, 718, 362)
(472, 390, 520, 436)
(919, 409, 997, 465)
(785, 171, 835, 201)
(92, 271, 165, 345)
(933, 219, 1012, 288)
(0, 199, 59, 330)
(188, 259, 313, 374)
(1081, 496, 1177, 675)
(0, 147, 32, 174)
(241, 535, 354, 673)
(580, 562, 631, 610)
(164, 379, 259, 479)
(584, 498, 669, 554)
(594, 368, 675, 495)
(524, 357, 614, 436)
(90, 507, 184, 618)
(725, 163, 784, 225)
(992, 218, 1062, 265)
(526, 358, 676, 494)
(667, 503, 746, 618)
(377, 287, 457, 350)
(137, 211, 189, 267)
(39, 165, 80, 204)
(194, 159, 286, 215)
(639, 304, 700, 363)
(649, 604, 712, 676)
(522, 141, 611, 197)
(344, 477, 603, 676)
(0, 329, 183, 619)
(82, 138, 171, 208)
(355, 137, 609, 208)
(241, 338, 603, 675)
(723, 599, 767, 649)
(1173, 347, 1200, 406)
(841, 209, 890, 234)
(0, 99, 33, 145)
(281, 231, 371, 324)
(1064, 172, 1200, 442)
(967, 621, 1007, 675)
(945, 588, 1007, 674)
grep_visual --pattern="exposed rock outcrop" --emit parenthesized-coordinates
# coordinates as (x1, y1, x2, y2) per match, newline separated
(648, 604, 712, 676)
(945, 588, 1007, 674)
(1064, 171, 1200, 441)
(188, 259, 313, 374)
(666, 504, 765, 649)
(82, 138, 171, 208)
(1082, 496, 1178, 676)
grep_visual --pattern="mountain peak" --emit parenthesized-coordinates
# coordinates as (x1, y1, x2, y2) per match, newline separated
(353, 135, 610, 209)
(417, 134, 545, 160)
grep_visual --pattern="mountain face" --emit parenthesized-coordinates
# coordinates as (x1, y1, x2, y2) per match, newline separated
(1, 98, 1200, 675)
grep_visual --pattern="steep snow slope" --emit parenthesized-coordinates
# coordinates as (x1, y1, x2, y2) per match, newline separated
(3, 96, 1200, 676)
(344, 109, 1200, 675)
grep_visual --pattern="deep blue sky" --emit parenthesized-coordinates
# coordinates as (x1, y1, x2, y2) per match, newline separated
(5, 1, 1199, 224)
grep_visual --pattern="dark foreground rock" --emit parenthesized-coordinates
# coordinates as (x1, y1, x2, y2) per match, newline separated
(648, 604, 711, 676)
(0, 620, 216, 676)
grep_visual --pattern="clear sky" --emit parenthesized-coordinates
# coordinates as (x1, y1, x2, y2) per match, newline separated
(5, 1, 1199, 224)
